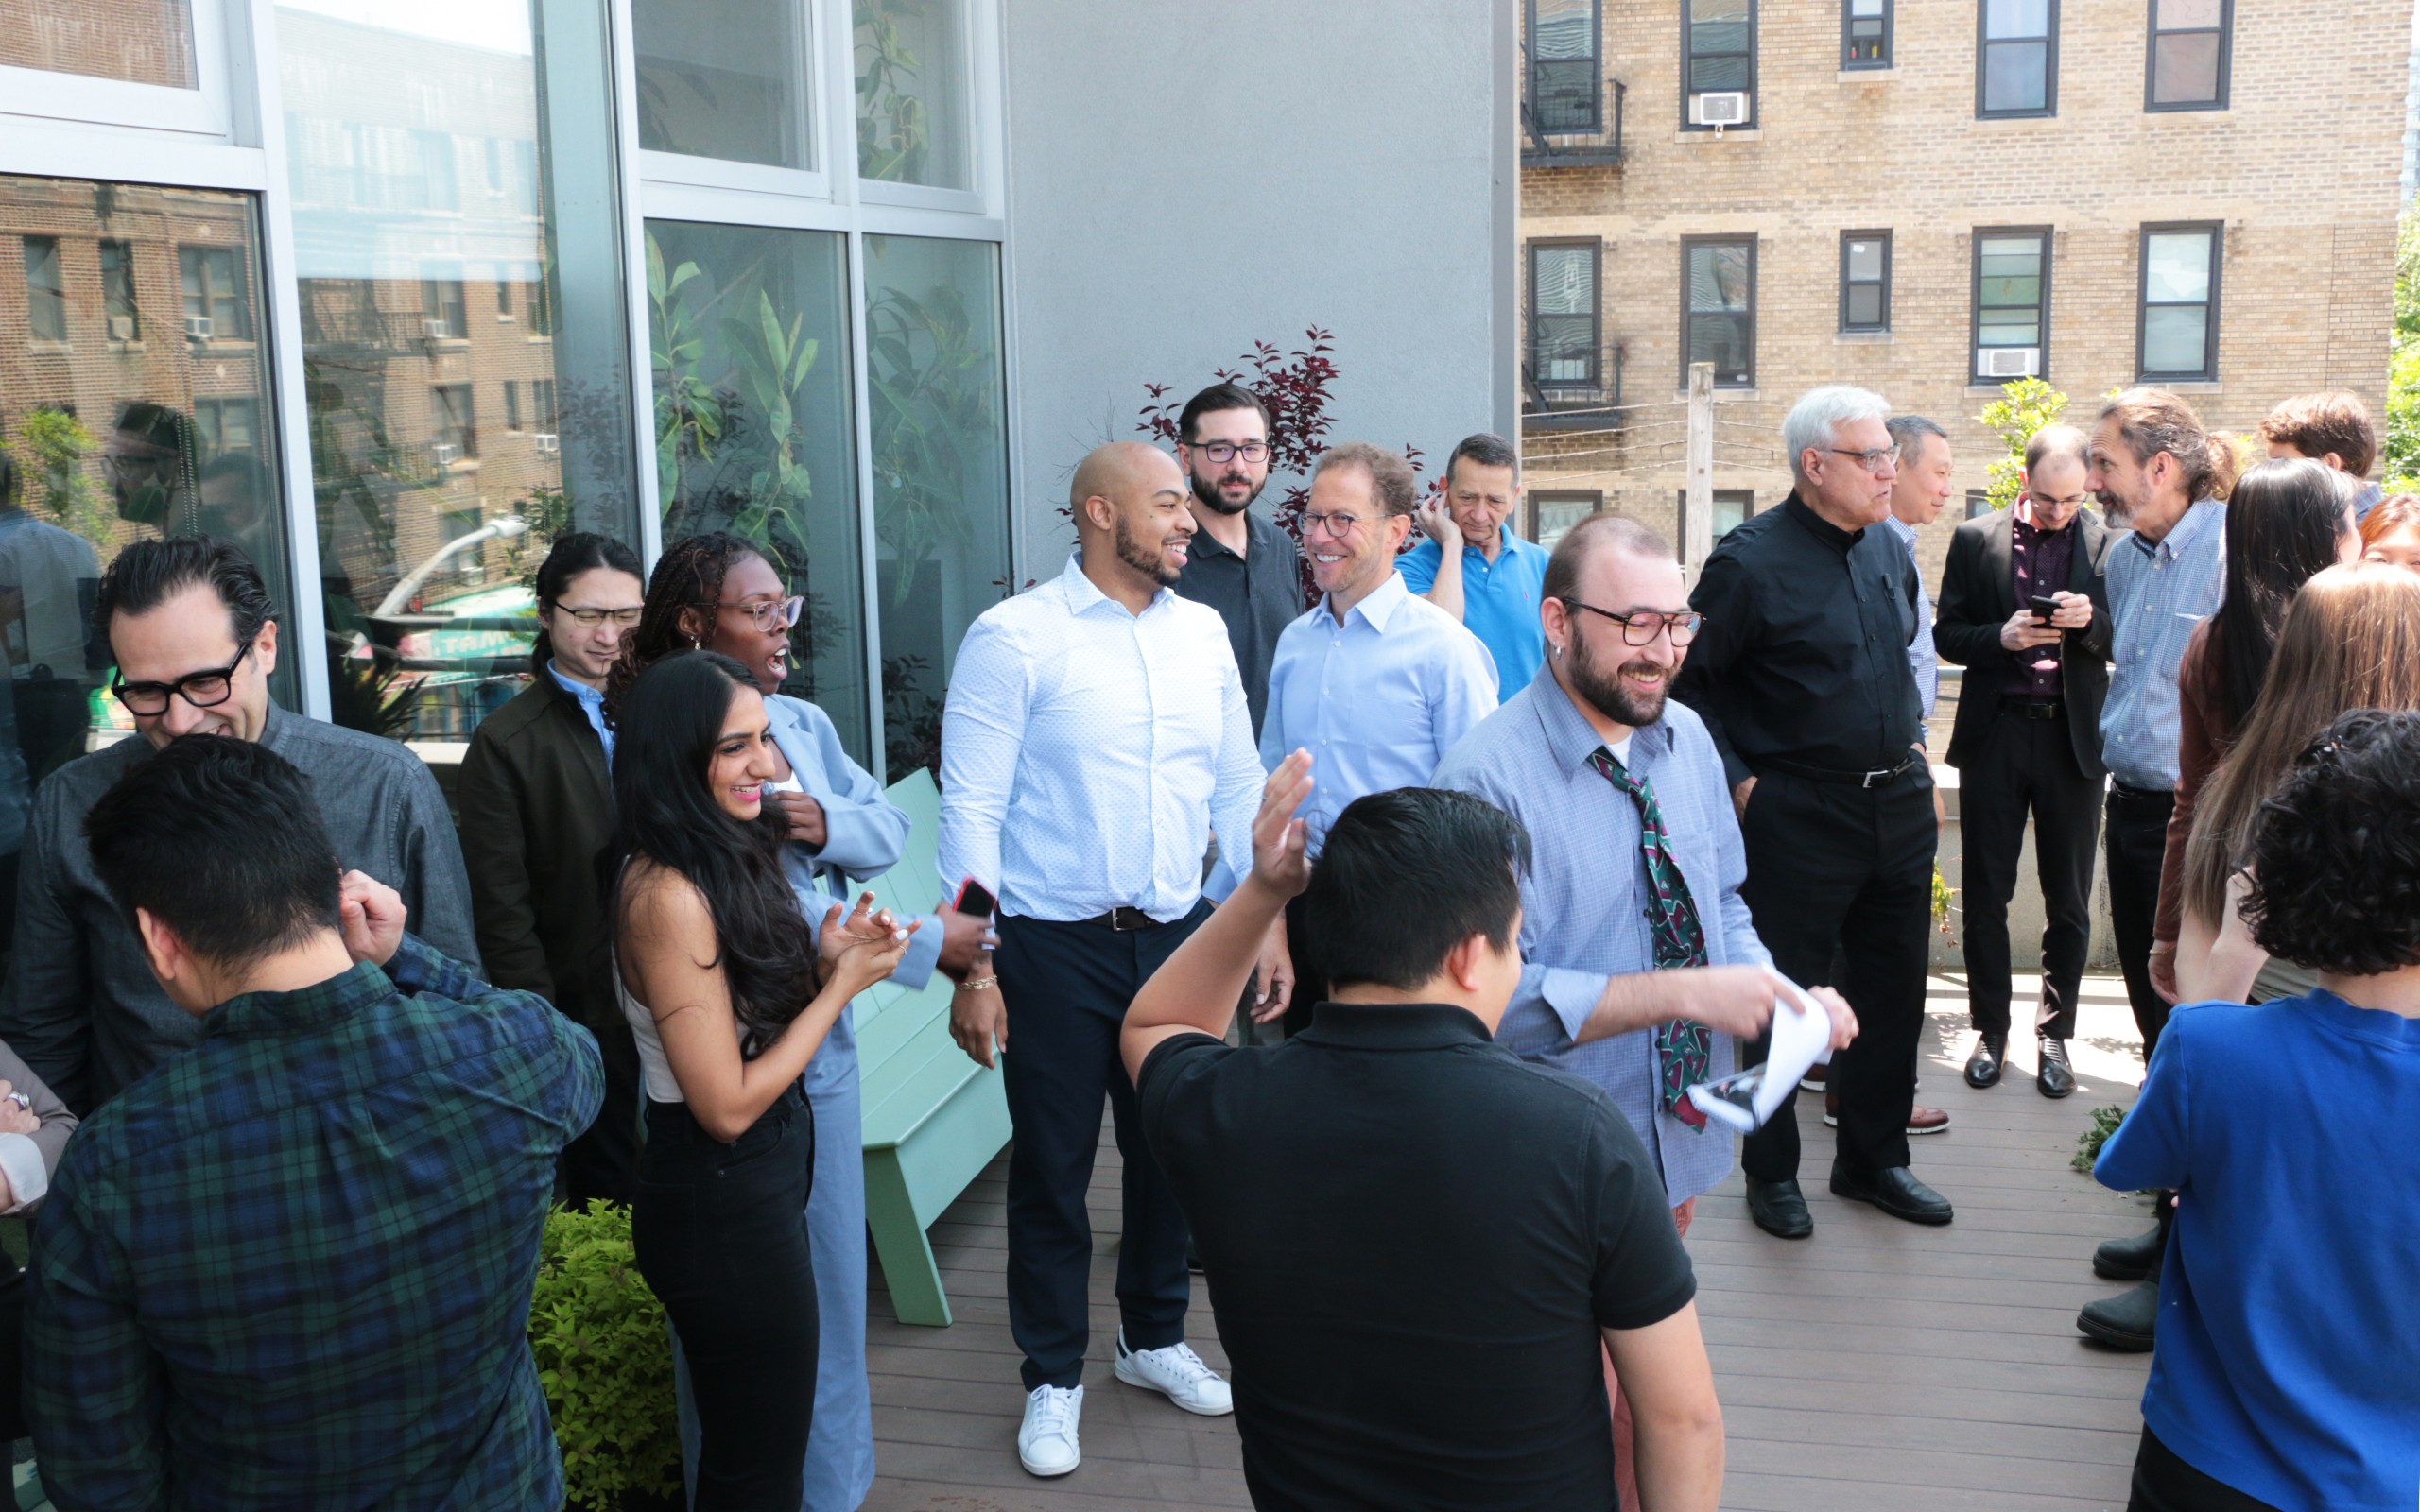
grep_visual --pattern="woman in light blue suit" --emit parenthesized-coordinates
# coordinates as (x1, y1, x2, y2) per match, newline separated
(614, 535, 984, 1510)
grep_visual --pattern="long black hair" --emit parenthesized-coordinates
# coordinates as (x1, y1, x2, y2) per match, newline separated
(604, 531, 766, 722)
(603, 650, 817, 1053)
(530, 531, 644, 676)
(2210, 456, 2349, 730)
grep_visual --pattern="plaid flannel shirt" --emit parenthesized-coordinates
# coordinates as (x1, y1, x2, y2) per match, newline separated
(25, 933, 602, 1511)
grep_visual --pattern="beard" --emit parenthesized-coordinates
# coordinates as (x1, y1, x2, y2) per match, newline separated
(1566, 633, 1669, 730)
(1188, 458, 1265, 517)
(1115, 514, 1183, 586)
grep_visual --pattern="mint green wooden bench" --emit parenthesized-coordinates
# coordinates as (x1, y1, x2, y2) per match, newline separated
(855, 768, 1012, 1326)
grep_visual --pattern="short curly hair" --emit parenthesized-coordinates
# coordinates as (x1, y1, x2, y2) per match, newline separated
(2241, 709, 2420, 977)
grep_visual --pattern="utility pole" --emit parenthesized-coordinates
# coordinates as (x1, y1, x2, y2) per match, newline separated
(1683, 361, 1714, 583)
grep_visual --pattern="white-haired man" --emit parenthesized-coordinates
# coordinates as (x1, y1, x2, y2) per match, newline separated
(1673, 386, 1951, 1238)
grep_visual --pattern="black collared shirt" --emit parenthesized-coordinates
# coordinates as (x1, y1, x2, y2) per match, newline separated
(1172, 507, 1305, 736)
(1137, 1003, 1697, 1512)
(1674, 492, 1924, 788)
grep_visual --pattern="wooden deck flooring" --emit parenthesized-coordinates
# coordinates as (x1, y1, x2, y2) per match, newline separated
(861, 973, 2158, 1512)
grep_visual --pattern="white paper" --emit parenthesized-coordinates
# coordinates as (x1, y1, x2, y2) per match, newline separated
(1686, 977, 1831, 1133)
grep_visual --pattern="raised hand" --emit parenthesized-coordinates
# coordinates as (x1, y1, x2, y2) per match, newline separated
(1253, 749, 1315, 900)
(337, 869, 407, 966)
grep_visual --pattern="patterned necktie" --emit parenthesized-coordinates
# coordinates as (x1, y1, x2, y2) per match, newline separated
(1586, 747, 1715, 1130)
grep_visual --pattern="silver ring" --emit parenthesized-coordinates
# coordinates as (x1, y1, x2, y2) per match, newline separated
(4, 1092, 28, 1111)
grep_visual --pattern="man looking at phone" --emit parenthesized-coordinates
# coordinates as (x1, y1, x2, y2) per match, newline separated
(1935, 424, 2115, 1096)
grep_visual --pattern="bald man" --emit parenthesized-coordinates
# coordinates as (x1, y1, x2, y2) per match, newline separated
(939, 442, 1265, 1477)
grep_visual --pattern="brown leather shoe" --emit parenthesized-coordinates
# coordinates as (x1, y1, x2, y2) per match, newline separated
(1824, 1092, 1952, 1135)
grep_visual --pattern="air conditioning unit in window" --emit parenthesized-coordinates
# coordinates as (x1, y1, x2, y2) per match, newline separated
(183, 316, 212, 340)
(1979, 347, 2041, 378)
(1690, 92, 1751, 127)
(424, 319, 455, 339)
(432, 442, 461, 466)
(534, 432, 559, 455)
(108, 316, 137, 341)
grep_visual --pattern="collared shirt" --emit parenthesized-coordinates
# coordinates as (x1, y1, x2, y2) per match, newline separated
(546, 658, 614, 763)
(1136, 1004, 1697, 1512)
(25, 934, 602, 1510)
(1396, 522, 1553, 696)
(1674, 493, 1924, 791)
(1173, 507, 1305, 736)
(1882, 514, 1938, 720)
(762, 693, 942, 991)
(939, 553, 1262, 923)
(0, 509, 99, 678)
(2101, 498, 2227, 791)
(1259, 573, 1497, 853)
(2004, 510, 2080, 701)
(1432, 665, 1767, 1204)
(2352, 479, 2384, 524)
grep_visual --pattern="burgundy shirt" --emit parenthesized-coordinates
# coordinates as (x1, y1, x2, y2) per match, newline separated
(2004, 509, 2078, 701)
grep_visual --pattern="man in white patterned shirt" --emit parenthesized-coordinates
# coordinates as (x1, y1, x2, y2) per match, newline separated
(939, 442, 1266, 1480)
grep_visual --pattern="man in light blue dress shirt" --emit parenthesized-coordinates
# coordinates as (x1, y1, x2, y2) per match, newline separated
(1399, 434, 1553, 695)
(1260, 443, 1497, 1033)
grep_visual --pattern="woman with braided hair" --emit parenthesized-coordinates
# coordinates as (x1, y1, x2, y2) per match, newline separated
(615, 533, 990, 1510)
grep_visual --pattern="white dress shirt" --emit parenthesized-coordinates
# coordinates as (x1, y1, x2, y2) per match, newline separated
(940, 552, 1263, 922)
(1259, 571, 1498, 853)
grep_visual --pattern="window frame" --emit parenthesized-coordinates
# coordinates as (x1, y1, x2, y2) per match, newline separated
(1841, 0, 1893, 69)
(1976, 0, 2059, 120)
(1527, 236, 1603, 389)
(1839, 229, 1891, 333)
(1528, 487, 1605, 546)
(2135, 220, 2221, 383)
(1679, 233, 1756, 389)
(1969, 224, 2052, 385)
(1677, 487, 1758, 542)
(1527, 0, 1604, 135)
(2145, 0, 2230, 112)
(0, 0, 237, 139)
(1679, 0, 1757, 130)
(21, 235, 68, 342)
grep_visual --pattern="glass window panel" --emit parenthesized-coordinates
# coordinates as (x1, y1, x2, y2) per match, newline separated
(1532, 494, 1599, 550)
(2142, 305, 2208, 373)
(2144, 232, 2211, 301)
(279, 0, 638, 743)
(644, 220, 869, 762)
(1534, 315, 1596, 383)
(2152, 33, 2221, 104)
(864, 234, 1007, 779)
(22, 238, 67, 342)
(1532, 0, 1599, 59)
(1691, 0, 1749, 23)
(1688, 52, 1750, 92)
(0, 0, 197, 88)
(856, 0, 973, 190)
(1686, 314, 1751, 381)
(1984, 0, 2049, 38)
(1852, 0, 1885, 15)
(1714, 490, 1753, 538)
(1979, 310, 2040, 345)
(1531, 246, 1597, 316)
(1688, 244, 1750, 312)
(1847, 283, 1883, 326)
(99, 241, 139, 339)
(634, 0, 812, 169)
(1847, 239, 1883, 281)
(1983, 41, 2048, 111)
(2157, 0, 2221, 27)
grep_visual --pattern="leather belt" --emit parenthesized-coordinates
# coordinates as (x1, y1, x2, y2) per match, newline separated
(1999, 697, 2064, 721)
(2110, 782, 2170, 802)
(1081, 907, 1165, 932)
(1759, 752, 1923, 789)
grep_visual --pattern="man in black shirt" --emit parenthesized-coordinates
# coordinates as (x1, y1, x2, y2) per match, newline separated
(1169, 383, 1306, 736)
(1674, 385, 1953, 1237)
(1123, 759, 1722, 1512)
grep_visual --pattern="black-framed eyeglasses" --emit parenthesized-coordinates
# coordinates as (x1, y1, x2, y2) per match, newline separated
(554, 605, 645, 628)
(694, 595, 805, 631)
(1828, 445, 1901, 472)
(111, 642, 254, 715)
(1560, 598, 1704, 647)
(1301, 510, 1367, 538)
(1189, 440, 1270, 465)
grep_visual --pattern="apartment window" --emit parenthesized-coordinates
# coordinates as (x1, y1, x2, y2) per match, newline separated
(1679, 489, 1757, 541)
(2137, 223, 2221, 381)
(1840, 232, 1891, 333)
(1843, 0, 1892, 67)
(1529, 240, 1601, 387)
(1529, 0, 1603, 133)
(430, 384, 477, 461)
(1682, 0, 1755, 129)
(2147, 0, 2228, 110)
(531, 378, 559, 432)
(1978, 0, 2056, 117)
(100, 239, 139, 341)
(495, 278, 512, 317)
(419, 277, 468, 339)
(1966, 489, 1994, 519)
(1682, 236, 1754, 387)
(179, 246, 250, 341)
(1971, 228, 2049, 384)
(503, 379, 523, 431)
(1530, 489, 1604, 549)
(194, 397, 258, 456)
(22, 237, 66, 342)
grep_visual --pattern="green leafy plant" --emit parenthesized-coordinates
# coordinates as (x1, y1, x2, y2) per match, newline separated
(1976, 376, 2071, 511)
(2383, 209, 2420, 490)
(646, 237, 732, 536)
(511, 482, 577, 589)
(7, 405, 114, 550)
(1930, 862, 1955, 933)
(528, 1201, 681, 1511)
(867, 280, 989, 612)
(2072, 1104, 2126, 1174)
(324, 650, 424, 740)
(854, 0, 936, 182)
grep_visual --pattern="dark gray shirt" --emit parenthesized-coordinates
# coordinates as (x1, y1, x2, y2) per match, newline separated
(0, 704, 479, 1113)
(1173, 508, 1305, 736)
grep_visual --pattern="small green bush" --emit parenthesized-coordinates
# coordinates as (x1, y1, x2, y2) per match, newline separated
(2072, 1104, 2126, 1175)
(529, 1200, 683, 1510)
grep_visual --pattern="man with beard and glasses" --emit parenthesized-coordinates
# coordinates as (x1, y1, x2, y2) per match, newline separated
(1171, 383, 1305, 737)
(940, 442, 1265, 1479)
(1434, 510, 1856, 1510)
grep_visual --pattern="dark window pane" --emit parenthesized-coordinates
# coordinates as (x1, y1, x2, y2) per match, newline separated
(1532, 246, 1598, 316)
(1689, 244, 1751, 312)
(635, 0, 812, 168)
(1983, 40, 2048, 111)
(1689, 53, 1751, 92)
(1847, 283, 1883, 326)
(1535, 315, 1597, 383)
(1687, 313, 1752, 382)
(23, 237, 66, 342)
(1531, 57, 1601, 132)
(1533, 0, 1599, 58)
(2152, 32, 2221, 104)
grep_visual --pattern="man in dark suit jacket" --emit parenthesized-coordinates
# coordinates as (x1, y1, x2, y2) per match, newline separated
(1935, 426, 2114, 1098)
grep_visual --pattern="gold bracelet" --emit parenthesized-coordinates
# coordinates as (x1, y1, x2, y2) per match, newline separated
(955, 974, 999, 993)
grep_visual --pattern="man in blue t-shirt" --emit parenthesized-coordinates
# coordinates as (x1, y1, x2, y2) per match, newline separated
(1400, 433, 1552, 695)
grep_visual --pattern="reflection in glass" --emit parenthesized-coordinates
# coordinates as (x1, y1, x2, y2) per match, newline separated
(1685, 241, 1753, 385)
(634, 0, 813, 169)
(1530, 244, 1598, 385)
(856, 0, 971, 190)
(0, 0, 198, 88)
(863, 235, 1006, 778)
(277, 0, 635, 741)
(2142, 231, 2214, 376)
(1685, 0, 1751, 94)
(1978, 234, 2045, 352)
(1980, 0, 2052, 113)
(645, 220, 868, 760)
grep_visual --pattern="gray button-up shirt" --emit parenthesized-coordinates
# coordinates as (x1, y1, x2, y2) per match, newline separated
(0, 704, 479, 1113)
(1433, 664, 1770, 1205)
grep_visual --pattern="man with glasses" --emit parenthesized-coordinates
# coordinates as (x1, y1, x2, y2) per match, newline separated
(0, 538, 476, 1114)
(1171, 383, 1305, 737)
(1260, 443, 1496, 1035)
(1403, 433, 1552, 696)
(1935, 425, 2114, 1099)
(1673, 386, 1952, 1238)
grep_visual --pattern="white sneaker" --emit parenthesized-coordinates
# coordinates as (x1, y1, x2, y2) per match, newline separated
(1017, 1383, 1083, 1477)
(1114, 1328, 1234, 1416)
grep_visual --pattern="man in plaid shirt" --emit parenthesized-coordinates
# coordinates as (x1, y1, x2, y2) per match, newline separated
(23, 736, 601, 1509)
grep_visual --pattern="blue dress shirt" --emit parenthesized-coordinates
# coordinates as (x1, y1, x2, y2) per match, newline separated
(1881, 515, 1938, 721)
(2100, 499, 2226, 791)
(1396, 523, 1552, 696)
(545, 660, 614, 764)
(1259, 573, 1497, 854)
(1433, 665, 1768, 1205)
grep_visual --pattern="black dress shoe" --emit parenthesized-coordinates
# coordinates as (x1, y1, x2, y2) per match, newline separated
(2037, 1036, 2077, 1098)
(1964, 1034, 2006, 1089)
(1829, 1162, 1954, 1226)
(2093, 1221, 2164, 1281)
(2078, 1274, 2160, 1350)
(1745, 1177, 1813, 1239)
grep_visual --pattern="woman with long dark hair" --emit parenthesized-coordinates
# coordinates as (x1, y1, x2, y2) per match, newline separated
(458, 531, 648, 1203)
(611, 650, 908, 1510)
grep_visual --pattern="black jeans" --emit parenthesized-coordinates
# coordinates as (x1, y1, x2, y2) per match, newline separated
(1737, 766, 1936, 1180)
(634, 1087, 817, 1512)
(2104, 785, 2176, 1058)
(1959, 704, 2102, 1041)
(2128, 1427, 2280, 1512)
(994, 903, 1205, 1390)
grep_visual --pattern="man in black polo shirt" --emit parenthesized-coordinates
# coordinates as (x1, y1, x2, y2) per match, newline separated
(1123, 757, 1723, 1512)
(1170, 382, 1306, 736)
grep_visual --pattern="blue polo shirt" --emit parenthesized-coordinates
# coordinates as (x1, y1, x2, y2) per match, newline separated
(1396, 524, 1551, 696)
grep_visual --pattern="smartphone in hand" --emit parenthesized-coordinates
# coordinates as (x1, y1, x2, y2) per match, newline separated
(2028, 593, 2063, 622)
(952, 877, 996, 920)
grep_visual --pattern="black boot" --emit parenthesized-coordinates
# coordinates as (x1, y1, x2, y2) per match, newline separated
(2077, 1265, 2160, 1350)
